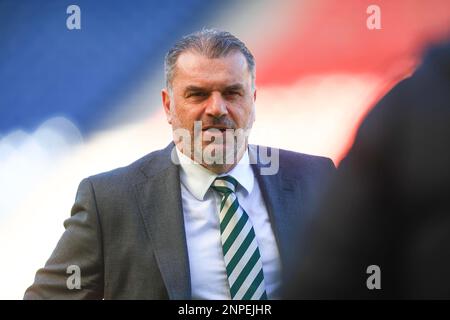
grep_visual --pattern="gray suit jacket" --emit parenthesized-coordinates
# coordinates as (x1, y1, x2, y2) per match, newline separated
(24, 143, 334, 299)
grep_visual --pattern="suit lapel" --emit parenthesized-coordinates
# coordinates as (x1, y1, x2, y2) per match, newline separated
(134, 143, 191, 299)
(249, 145, 302, 270)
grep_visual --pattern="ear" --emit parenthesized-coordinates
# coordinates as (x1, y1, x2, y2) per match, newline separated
(252, 88, 257, 123)
(161, 88, 172, 124)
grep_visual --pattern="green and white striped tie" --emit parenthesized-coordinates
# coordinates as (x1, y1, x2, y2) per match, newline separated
(211, 175, 268, 300)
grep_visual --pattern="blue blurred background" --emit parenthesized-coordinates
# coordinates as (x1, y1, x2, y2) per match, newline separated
(0, 0, 234, 135)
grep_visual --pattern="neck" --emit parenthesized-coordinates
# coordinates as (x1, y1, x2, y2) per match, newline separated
(201, 162, 238, 175)
(174, 141, 248, 175)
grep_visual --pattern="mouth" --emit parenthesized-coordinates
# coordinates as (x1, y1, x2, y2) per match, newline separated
(202, 126, 230, 132)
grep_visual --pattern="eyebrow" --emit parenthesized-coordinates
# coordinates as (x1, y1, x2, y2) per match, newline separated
(184, 83, 245, 93)
(184, 85, 208, 93)
(223, 84, 245, 91)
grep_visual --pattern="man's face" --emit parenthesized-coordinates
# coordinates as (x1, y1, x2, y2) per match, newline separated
(162, 50, 256, 172)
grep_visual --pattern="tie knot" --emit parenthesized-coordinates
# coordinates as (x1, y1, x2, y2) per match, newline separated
(211, 175, 239, 195)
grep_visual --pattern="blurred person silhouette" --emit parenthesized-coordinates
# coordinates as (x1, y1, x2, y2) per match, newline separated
(286, 40, 450, 299)
(24, 29, 334, 300)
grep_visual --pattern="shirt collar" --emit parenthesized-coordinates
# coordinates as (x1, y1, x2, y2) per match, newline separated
(176, 147, 254, 201)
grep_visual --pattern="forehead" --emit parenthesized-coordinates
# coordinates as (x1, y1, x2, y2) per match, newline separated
(173, 50, 250, 88)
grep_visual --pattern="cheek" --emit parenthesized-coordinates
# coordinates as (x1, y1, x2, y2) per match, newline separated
(233, 101, 255, 123)
(173, 104, 203, 127)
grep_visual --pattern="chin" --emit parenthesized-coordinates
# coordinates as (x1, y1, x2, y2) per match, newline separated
(203, 163, 233, 175)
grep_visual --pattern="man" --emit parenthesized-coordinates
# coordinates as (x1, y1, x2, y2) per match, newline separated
(24, 29, 334, 299)
(286, 40, 450, 299)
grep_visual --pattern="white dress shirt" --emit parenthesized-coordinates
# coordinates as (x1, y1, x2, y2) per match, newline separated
(176, 147, 282, 299)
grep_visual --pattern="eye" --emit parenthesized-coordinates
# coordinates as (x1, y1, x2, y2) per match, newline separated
(188, 91, 208, 98)
(224, 91, 240, 96)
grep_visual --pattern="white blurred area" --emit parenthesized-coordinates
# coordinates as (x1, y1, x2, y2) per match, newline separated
(0, 72, 381, 299)
(251, 74, 384, 160)
(0, 112, 173, 300)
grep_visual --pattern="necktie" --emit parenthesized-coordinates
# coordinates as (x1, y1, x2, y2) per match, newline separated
(211, 175, 268, 300)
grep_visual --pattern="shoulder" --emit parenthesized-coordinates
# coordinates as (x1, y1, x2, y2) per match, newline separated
(279, 148, 335, 180)
(86, 143, 174, 188)
(278, 147, 334, 169)
(249, 144, 335, 179)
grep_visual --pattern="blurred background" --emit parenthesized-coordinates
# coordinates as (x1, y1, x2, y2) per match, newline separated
(0, 0, 449, 299)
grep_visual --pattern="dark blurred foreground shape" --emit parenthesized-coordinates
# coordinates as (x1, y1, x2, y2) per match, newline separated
(285, 39, 450, 299)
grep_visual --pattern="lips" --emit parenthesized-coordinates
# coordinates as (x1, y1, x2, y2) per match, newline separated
(202, 126, 230, 132)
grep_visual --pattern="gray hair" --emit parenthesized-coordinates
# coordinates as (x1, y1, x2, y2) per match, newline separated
(164, 28, 256, 89)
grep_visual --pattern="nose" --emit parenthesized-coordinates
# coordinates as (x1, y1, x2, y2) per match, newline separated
(205, 91, 228, 118)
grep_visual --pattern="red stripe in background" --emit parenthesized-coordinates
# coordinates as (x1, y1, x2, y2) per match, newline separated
(251, 0, 450, 163)
(257, 0, 450, 86)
